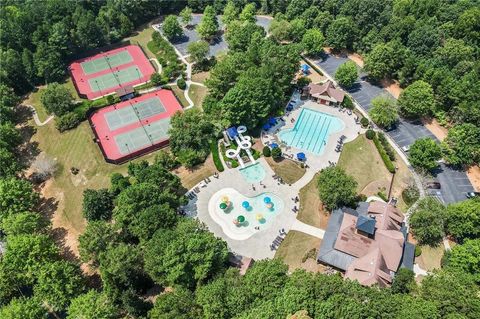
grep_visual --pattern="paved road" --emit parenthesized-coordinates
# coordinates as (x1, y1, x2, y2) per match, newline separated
(315, 54, 475, 204)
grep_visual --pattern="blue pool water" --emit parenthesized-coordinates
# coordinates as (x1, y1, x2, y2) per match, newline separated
(278, 108, 344, 155)
(239, 163, 266, 183)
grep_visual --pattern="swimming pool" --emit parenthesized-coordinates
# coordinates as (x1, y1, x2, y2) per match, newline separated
(239, 163, 266, 183)
(208, 188, 285, 240)
(278, 108, 344, 154)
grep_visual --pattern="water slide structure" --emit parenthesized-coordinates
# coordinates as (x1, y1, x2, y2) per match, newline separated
(225, 126, 255, 168)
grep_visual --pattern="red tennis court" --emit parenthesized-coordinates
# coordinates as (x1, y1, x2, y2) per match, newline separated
(70, 45, 155, 100)
(89, 89, 182, 163)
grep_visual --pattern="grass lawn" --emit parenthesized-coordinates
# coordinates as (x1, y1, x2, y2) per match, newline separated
(297, 173, 330, 229)
(168, 85, 189, 108)
(173, 155, 217, 190)
(124, 23, 156, 59)
(337, 134, 412, 212)
(191, 71, 210, 84)
(275, 231, 326, 272)
(189, 84, 207, 108)
(265, 157, 305, 184)
(416, 245, 444, 271)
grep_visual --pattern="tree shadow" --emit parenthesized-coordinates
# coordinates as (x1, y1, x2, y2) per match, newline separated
(17, 125, 41, 168)
(15, 104, 34, 124)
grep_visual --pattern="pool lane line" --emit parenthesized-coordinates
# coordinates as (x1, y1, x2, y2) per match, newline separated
(310, 115, 329, 154)
(289, 108, 307, 144)
(304, 111, 325, 152)
(316, 118, 333, 154)
(293, 110, 314, 148)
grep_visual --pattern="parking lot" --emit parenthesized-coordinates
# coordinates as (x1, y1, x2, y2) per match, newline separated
(315, 54, 475, 204)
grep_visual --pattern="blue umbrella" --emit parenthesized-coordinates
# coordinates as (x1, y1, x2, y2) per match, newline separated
(242, 201, 250, 209)
(264, 196, 271, 204)
(262, 123, 271, 130)
(268, 117, 276, 125)
(270, 143, 279, 149)
(301, 64, 310, 74)
(297, 152, 306, 161)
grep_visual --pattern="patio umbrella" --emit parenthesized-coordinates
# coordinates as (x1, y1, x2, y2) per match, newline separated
(270, 143, 279, 149)
(242, 201, 250, 209)
(220, 202, 227, 210)
(301, 64, 310, 74)
(262, 123, 271, 130)
(297, 152, 306, 161)
(264, 196, 271, 204)
(237, 215, 245, 223)
(286, 106, 293, 111)
(268, 117, 276, 125)
(221, 196, 229, 203)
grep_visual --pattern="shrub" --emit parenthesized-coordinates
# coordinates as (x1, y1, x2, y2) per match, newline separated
(342, 95, 354, 110)
(151, 73, 164, 86)
(415, 245, 422, 257)
(55, 112, 80, 132)
(360, 117, 369, 127)
(271, 147, 282, 160)
(377, 191, 388, 202)
(263, 146, 271, 157)
(402, 184, 420, 207)
(177, 77, 187, 90)
(365, 129, 375, 140)
(210, 141, 224, 172)
(377, 132, 396, 161)
(154, 151, 179, 170)
(373, 135, 396, 173)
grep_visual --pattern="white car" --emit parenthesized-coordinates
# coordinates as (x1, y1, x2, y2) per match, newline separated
(402, 145, 410, 152)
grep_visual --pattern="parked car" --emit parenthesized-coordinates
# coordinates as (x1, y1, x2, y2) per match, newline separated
(402, 145, 410, 152)
(466, 192, 480, 199)
(426, 182, 441, 189)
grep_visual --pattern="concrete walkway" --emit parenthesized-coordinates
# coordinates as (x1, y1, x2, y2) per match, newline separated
(291, 219, 325, 239)
(413, 263, 430, 277)
(149, 58, 162, 74)
(27, 104, 54, 126)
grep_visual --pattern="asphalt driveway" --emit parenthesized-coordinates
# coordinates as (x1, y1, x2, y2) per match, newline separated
(315, 54, 475, 204)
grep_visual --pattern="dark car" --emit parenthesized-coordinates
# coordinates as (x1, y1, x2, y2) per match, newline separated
(466, 192, 480, 199)
(426, 182, 441, 189)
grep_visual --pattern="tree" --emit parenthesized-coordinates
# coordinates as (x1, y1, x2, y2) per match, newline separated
(442, 123, 480, 166)
(82, 188, 114, 221)
(98, 243, 144, 301)
(271, 147, 282, 160)
(79, 221, 119, 266)
(240, 3, 256, 23)
(74, 9, 105, 49)
(34, 261, 84, 312)
(225, 21, 265, 52)
(368, 95, 398, 128)
(301, 28, 325, 56)
(325, 17, 357, 51)
(364, 42, 403, 80)
(420, 269, 480, 318)
(169, 108, 214, 167)
(187, 40, 209, 64)
(162, 15, 183, 40)
(317, 166, 357, 210)
(391, 268, 416, 294)
(445, 239, 480, 282)
(409, 198, 446, 246)
(110, 172, 130, 195)
(445, 198, 480, 242)
(398, 80, 435, 118)
(129, 204, 178, 242)
(335, 61, 358, 88)
(0, 177, 39, 221)
(0, 298, 47, 319)
(67, 290, 120, 319)
(1, 211, 48, 236)
(0, 148, 22, 178)
(149, 288, 200, 319)
(408, 138, 442, 172)
(0, 123, 21, 150)
(197, 6, 219, 41)
(40, 83, 74, 116)
(242, 259, 288, 301)
(269, 19, 293, 42)
(179, 7, 193, 27)
(222, 1, 239, 26)
(144, 219, 228, 288)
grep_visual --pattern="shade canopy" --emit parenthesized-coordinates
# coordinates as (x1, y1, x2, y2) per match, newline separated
(220, 203, 227, 209)
(226, 127, 238, 139)
(242, 201, 250, 208)
(270, 143, 279, 149)
(264, 196, 271, 203)
(302, 64, 310, 71)
(297, 152, 306, 161)
(262, 123, 271, 130)
(268, 117, 276, 125)
(237, 215, 245, 223)
(221, 196, 229, 202)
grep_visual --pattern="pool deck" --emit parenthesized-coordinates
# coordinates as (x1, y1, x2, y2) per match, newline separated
(184, 157, 318, 260)
(262, 98, 363, 171)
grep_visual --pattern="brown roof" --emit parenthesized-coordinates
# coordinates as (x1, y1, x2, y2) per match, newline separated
(115, 85, 134, 96)
(307, 81, 345, 102)
(333, 201, 406, 287)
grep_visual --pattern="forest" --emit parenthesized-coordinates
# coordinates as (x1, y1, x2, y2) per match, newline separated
(1, 0, 480, 318)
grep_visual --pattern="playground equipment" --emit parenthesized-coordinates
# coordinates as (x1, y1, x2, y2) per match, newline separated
(233, 215, 246, 226)
(242, 201, 250, 210)
(224, 126, 255, 168)
(220, 196, 231, 211)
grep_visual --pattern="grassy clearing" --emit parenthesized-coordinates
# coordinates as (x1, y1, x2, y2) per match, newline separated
(265, 157, 305, 184)
(189, 84, 207, 108)
(297, 173, 330, 229)
(124, 23, 156, 59)
(275, 231, 326, 272)
(191, 71, 210, 84)
(168, 85, 189, 108)
(416, 245, 444, 271)
(173, 155, 217, 189)
(337, 134, 412, 211)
